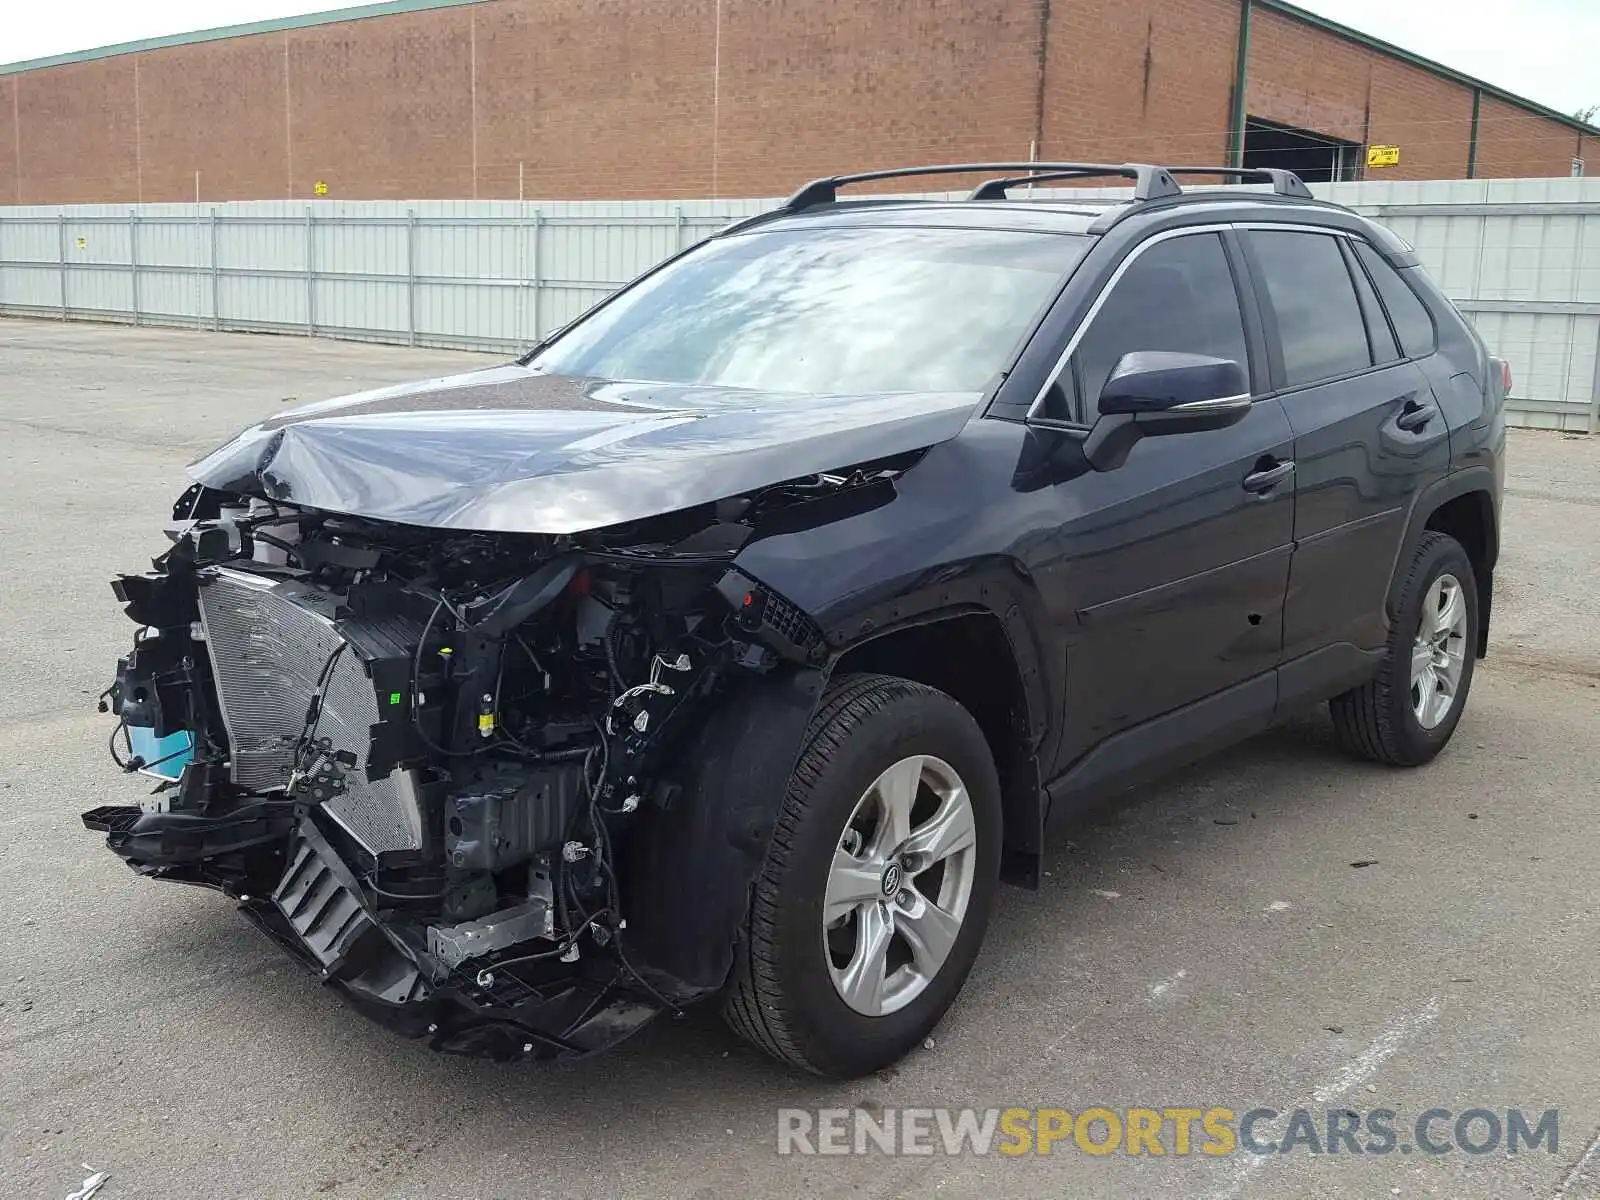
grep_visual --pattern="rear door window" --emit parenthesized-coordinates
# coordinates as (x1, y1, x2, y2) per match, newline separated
(1247, 230, 1373, 388)
(1352, 240, 1438, 358)
(1071, 232, 1250, 419)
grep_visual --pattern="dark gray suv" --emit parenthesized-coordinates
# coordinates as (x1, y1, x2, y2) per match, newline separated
(91, 162, 1505, 1077)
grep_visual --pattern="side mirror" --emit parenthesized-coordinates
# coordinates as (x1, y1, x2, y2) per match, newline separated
(1083, 351, 1251, 471)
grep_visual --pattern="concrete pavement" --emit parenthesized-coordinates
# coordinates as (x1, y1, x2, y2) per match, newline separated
(2, 319, 1597, 1199)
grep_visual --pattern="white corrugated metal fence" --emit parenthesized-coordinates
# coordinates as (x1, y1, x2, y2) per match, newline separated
(2, 177, 1597, 430)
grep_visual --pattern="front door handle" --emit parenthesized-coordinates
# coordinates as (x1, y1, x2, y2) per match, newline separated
(1395, 398, 1439, 432)
(1242, 459, 1295, 495)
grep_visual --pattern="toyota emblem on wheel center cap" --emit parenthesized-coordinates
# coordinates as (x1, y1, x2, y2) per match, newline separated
(880, 862, 902, 897)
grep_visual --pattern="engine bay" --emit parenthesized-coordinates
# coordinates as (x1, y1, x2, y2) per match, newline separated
(83, 467, 903, 1057)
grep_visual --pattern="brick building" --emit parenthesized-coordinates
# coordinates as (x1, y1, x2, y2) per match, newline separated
(1, 0, 1594, 204)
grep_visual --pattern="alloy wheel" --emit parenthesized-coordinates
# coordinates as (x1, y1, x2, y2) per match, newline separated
(823, 755, 978, 1017)
(1411, 571, 1468, 729)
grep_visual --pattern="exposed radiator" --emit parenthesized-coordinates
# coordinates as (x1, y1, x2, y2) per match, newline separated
(197, 568, 424, 856)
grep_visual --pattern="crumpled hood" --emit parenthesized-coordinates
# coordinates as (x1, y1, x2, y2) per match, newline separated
(187, 366, 980, 533)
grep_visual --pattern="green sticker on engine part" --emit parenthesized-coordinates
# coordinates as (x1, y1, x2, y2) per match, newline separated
(389, 691, 402, 705)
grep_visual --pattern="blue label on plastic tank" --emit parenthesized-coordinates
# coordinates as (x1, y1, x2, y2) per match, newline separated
(128, 727, 194, 781)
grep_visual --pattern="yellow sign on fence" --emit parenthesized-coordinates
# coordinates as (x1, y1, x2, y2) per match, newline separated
(313, 180, 329, 196)
(1367, 145, 1401, 168)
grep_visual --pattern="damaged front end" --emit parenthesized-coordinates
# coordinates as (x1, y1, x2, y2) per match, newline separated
(85, 473, 887, 1059)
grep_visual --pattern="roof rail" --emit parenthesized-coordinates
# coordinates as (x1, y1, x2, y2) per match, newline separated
(1161, 166, 1315, 198)
(969, 164, 1315, 203)
(754, 162, 1319, 241)
(782, 162, 1182, 209)
(965, 167, 1179, 201)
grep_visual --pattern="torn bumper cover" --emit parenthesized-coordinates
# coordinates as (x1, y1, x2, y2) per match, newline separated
(250, 821, 662, 1059)
(84, 804, 663, 1059)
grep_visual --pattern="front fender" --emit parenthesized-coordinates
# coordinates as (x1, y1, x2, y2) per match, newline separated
(722, 423, 1069, 885)
(729, 420, 1062, 760)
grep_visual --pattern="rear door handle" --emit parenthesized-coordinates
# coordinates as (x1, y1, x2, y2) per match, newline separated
(1395, 398, 1439, 431)
(1242, 459, 1295, 495)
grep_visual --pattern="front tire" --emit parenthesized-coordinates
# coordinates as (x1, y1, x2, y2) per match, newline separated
(722, 673, 1002, 1077)
(1330, 531, 1478, 766)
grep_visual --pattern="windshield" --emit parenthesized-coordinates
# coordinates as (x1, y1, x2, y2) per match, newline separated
(528, 225, 1090, 395)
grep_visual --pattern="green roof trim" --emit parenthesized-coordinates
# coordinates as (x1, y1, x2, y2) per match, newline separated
(0, 0, 494, 75)
(1259, 0, 1600, 137)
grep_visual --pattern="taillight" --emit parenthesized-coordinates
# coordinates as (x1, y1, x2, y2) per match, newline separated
(1500, 359, 1513, 395)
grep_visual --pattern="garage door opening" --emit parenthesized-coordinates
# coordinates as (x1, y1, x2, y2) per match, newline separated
(1243, 117, 1361, 183)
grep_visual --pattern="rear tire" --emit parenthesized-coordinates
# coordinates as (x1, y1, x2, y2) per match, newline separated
(1330, 532, 1477, 766)
(722, 673, 1002, 1077)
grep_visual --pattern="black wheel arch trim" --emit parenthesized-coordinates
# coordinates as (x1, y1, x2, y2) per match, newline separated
(823, 599, 1052, 886)
(732, 556, 1056, 760)
(1387, 465, 1498, 652)
(824, 598, 1049, 745)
